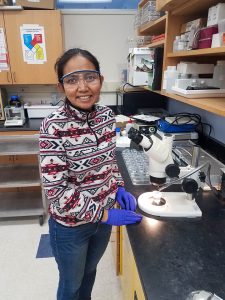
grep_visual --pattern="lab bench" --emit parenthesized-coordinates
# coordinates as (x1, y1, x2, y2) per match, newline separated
(116, 149, 225, 300)
(0, 118, 43, 133)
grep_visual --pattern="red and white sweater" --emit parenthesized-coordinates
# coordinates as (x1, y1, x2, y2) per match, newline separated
(39, 100, 124, 227)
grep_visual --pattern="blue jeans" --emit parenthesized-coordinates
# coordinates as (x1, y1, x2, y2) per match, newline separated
(48, 217, 112, 300)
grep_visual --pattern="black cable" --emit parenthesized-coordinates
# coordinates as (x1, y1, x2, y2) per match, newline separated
(157, 112, 202, 132)
(122, 82, 136, 93)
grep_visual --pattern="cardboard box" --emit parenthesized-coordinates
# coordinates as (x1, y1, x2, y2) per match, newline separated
(16, 0, 55, 9)
(181, 18, 207, 33)
(207, 3, 225, 26)
(176, 62, 214, 75)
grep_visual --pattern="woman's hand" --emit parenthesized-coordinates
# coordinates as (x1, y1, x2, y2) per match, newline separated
(116, 187, 137, 211)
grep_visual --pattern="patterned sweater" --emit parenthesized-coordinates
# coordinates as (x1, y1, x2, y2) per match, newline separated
(39, 100, 124, 227)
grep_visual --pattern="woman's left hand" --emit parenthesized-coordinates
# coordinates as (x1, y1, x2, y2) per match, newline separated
(116, 187, 137, 211)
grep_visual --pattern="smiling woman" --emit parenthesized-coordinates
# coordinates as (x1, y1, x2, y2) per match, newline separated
(38, 48, 142, 300)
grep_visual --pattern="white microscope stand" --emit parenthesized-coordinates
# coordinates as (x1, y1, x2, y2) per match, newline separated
(138, 192, 202, 218)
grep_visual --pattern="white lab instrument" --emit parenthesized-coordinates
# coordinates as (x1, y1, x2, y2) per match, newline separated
(128, 127, 203, 218)
(4, 106, 25, 127)
(128, 127, 180, 184)
(138, 191, 201, 218)
(186, 290, 223, 300)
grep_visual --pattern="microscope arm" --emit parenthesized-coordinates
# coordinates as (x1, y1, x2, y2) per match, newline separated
(158, 161, 209, 192)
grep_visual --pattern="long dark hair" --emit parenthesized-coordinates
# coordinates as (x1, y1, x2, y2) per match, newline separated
(55, 48, 101, 82)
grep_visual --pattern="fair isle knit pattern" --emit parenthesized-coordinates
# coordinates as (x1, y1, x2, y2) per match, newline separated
(39, 101, 124, 227)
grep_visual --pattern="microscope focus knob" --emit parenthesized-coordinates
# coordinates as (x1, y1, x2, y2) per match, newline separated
(182, 178, 198, 194)
(165, 164, 180, 178)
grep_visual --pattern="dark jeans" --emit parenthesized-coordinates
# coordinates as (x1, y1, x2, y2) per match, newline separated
(48, 217, 112, 300)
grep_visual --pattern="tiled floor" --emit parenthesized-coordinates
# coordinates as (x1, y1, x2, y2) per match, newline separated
(0, 217, 123, 300)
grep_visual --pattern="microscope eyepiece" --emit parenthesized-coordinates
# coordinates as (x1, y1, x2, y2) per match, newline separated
(127, 127, 143, 145)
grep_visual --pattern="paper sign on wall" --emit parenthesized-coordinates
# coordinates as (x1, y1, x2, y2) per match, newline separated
(0, 27, 9, 71)
(20, 24, 47, 64)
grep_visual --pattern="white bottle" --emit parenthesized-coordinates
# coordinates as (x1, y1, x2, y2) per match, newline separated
(125, 119, 134, 135)
(173, 36, 180, 52)
(213, 60, 225, 89)
(163, 66, 179, 93)
(177, 34, 187, 51)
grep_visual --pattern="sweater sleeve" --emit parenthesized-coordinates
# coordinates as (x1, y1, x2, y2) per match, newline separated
(39, 118, 104, 224)
(110, 112, 125, 187)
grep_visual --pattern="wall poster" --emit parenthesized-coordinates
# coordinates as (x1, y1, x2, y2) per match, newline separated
(0, 27, 9, 71)
(20, 24, 47, 64)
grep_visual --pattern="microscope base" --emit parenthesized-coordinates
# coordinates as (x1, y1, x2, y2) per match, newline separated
(138, 192, 202, 218)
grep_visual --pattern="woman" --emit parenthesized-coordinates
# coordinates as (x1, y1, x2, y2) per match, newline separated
(39, 48, 142, 300)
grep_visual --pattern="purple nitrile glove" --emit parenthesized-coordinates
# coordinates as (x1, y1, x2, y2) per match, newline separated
(102, 209, 142, 226)
(116, 187, 137, 211)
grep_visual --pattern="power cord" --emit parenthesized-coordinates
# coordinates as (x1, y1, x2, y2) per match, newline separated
(158, 112, 212, 140)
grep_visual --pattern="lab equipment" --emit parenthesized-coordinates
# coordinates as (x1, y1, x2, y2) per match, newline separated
(4, 105, 25, 127)
(128, 127, 180, 184)
(127, 127, 204, 218)
(186, 290, 223, 300)
(122, 149, 150, 185)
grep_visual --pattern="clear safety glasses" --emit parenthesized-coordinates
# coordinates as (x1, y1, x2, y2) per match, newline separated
(60, 70, 101, 88)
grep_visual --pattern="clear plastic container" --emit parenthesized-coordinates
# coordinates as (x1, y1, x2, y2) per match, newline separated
(177, 34, 187, 51)
(163, 66, 179, 93)
(173, 36, 180, 52)
(213, 60, 225, 88)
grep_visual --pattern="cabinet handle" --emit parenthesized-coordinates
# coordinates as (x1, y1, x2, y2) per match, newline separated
(13, 72, 16, 83)
(7, 72, 11, 83)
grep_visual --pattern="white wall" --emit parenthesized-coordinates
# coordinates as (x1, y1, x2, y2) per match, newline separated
(62, 9, 135, 83)
(6, 9, 136, 106)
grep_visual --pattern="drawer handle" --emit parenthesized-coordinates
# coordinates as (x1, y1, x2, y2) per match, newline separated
(13, 72, 16, 83)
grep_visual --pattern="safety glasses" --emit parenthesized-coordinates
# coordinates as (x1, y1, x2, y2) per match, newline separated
(60, 70, 101, 88)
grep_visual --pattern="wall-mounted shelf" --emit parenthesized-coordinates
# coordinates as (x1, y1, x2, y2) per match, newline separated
(143, 86, 225, 117)
(171, 0, 225, 16)
(139, 15, 166, 35)
(162, 92, 225, 117)
(146, 39, 165, 48)
(167, 47, 225, 58)
(136, 0, 225, 118)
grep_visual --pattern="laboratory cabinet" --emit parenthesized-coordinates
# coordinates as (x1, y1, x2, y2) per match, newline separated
(0, 134, 46, 225)
(137, 0, 225, 118)
(119, 226, 146, 300)
(0, 10, 63, 85)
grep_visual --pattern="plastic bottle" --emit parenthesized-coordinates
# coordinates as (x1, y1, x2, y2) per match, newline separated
(163, 66, 179, 93)
(213, 60, 225, 88)
(125, 119, 134, 135)
(173, 36, 180, 52)
(116, 127, 121, 139)
(177, 34, 187, 51)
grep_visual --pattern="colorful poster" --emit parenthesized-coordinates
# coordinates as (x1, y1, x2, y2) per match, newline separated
(0, 27, 9, 71)
(20, 24, 47, 64)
